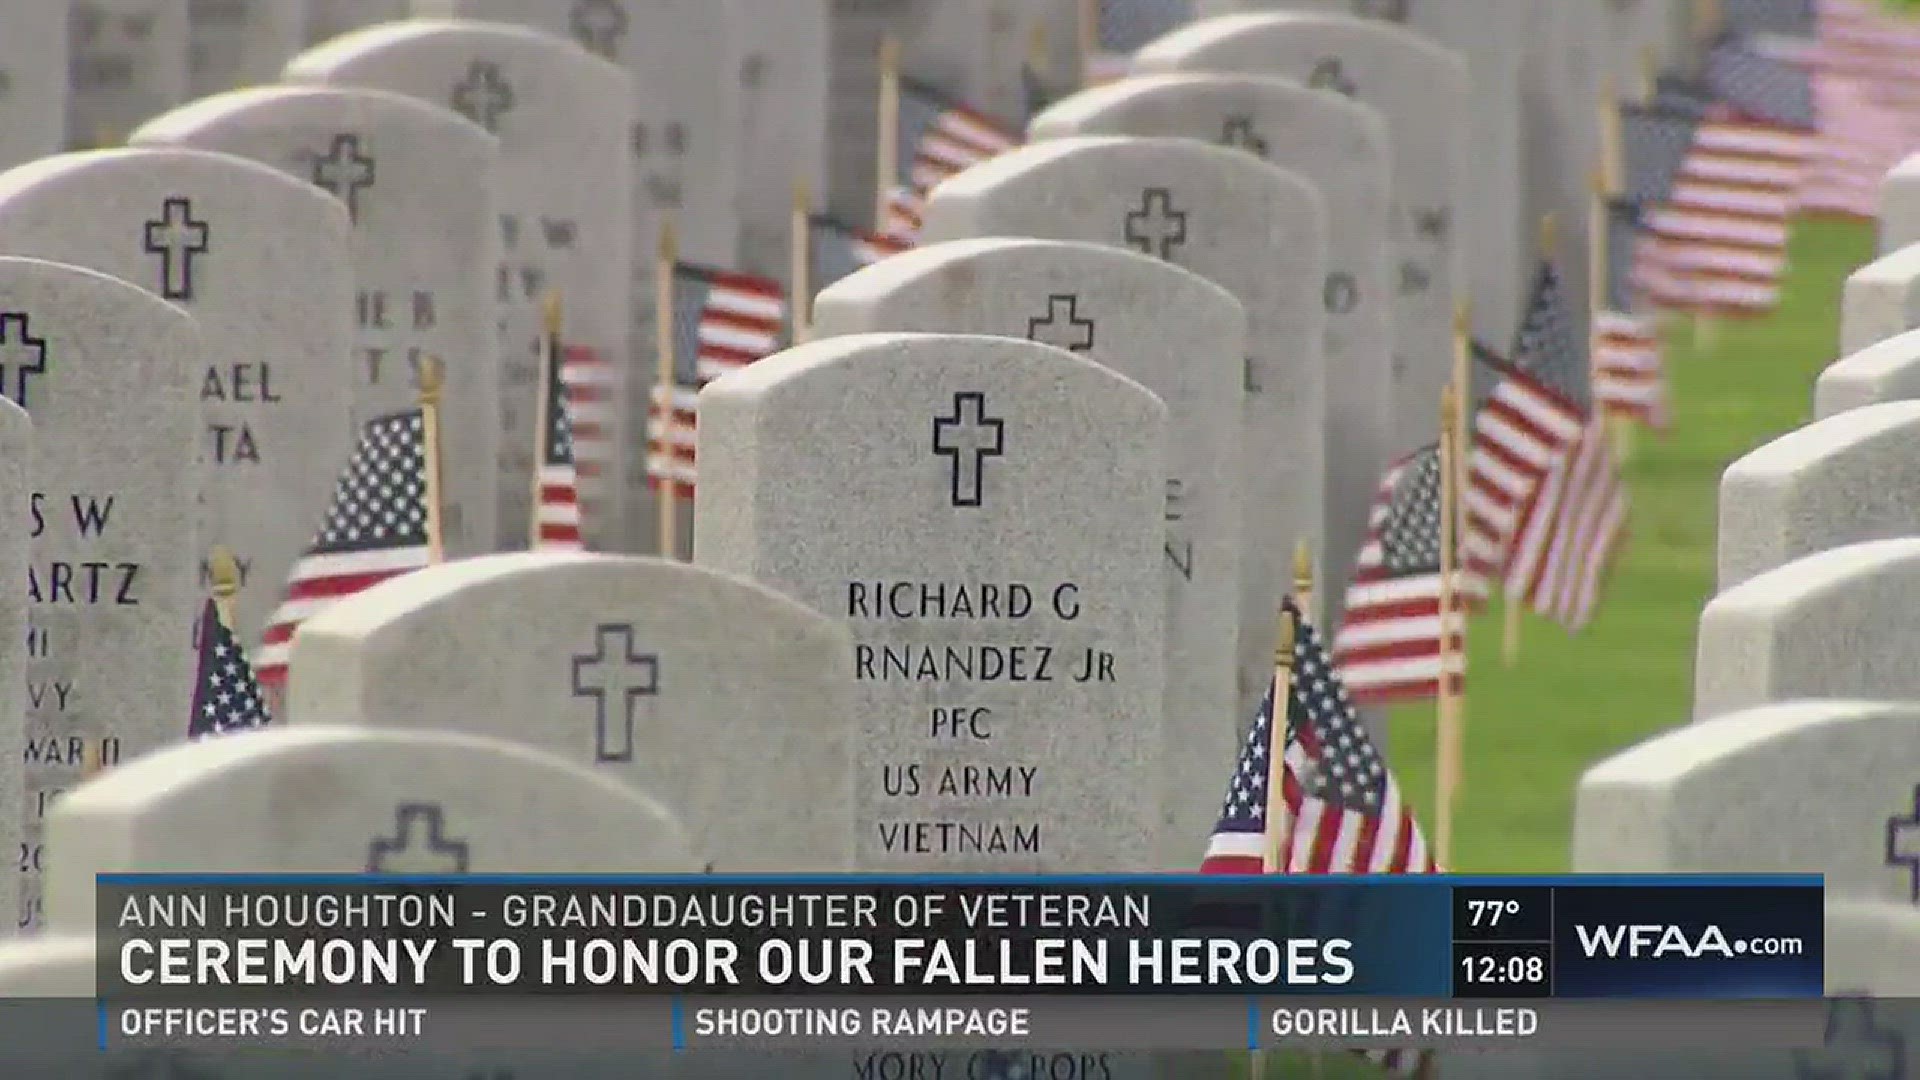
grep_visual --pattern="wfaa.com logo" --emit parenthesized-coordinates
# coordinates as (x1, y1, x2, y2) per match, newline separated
(1572, 924, 1807, 959)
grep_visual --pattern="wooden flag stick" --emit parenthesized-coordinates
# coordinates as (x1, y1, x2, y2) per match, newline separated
(418, 354, 447, 565)
(1692, 0, 1721, 47)
(1293, 540, 1315, 628)
(655, 216, 680, 561)
(1449, 296, 1471, 530)
(1436, 380, 1464, 870)
(1028, 17, 1049, 73)
(1638, 45, 1658, 102)
(530, 291, 562, 547)
(1598, 75, 1623, 195)
(791, 180, 812, 344)
(81, 738, 104, 779)
(1247, 596, 1302, 1080)
(1076, 0, 1098, 87)
(208, 545, 241, 631)
(875, 33, 902, 232)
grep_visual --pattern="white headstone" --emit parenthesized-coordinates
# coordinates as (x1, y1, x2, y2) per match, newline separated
(1878, 150, 1920, 256)
(67, 0, 189, 146)
(1716, 402, 1920, 590)
(1134, 11, 1467, 457)
(131, 84, 504, 558)
(1814, 328, 1920, 419)
(283, 19, 633, 554)
(0, 934, 92, 994)
(0, 399, 27, 933)
(695, 332, 1169, 871)
(0, 4, 72, 171)
(283, 551, 858, 870)
(43, 725, 701, 930)
(810, 238, 1245, 859)
(0, 148, 356, 644)
(1694, 538, 1920, 719)
(919, 135, 1326, 729)
(0, 256, 202, 929)
(186, 0, 303, 95)
(1027, 70, 1392, 633)
(1840, 241, 1920, 355)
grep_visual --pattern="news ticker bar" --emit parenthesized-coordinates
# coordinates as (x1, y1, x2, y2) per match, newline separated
(95, 875, 1826, 999)
(95, 997, 1825, 1052)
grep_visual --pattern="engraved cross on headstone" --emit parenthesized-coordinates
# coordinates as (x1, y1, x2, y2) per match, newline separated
(570, 0, 629, 60)
(1794, 999, 1905, 1080)
(1219, 116, 1268, 157)
(142, 196, 209, 302)
(451, 61, 515, 133)
(1886, 783, 1920, 903)
(366, 804, 470, 873)
(1308, 57, 1358, 97)
(932, 391, 1005, 508)
(311, 134, 376, 222)
(1124, 188, 1187, 260)
(1025, 295, 1094, 352)
(571, 623, 658, 764)
(0, 313, 48, 410)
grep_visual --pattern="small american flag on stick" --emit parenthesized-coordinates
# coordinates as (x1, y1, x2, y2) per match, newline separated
(189, 597, 271, 739)
(646, 262, 787, 500)
(1081, 0, 1192, 85)
(532, 294, 583, 552)
(877, 65, 1016, 246)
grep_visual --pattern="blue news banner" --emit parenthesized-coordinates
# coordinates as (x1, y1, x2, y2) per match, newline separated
(88, 874, 1828, 1054)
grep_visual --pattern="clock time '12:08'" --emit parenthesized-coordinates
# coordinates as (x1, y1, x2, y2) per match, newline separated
(1454, 942, 1551, 998)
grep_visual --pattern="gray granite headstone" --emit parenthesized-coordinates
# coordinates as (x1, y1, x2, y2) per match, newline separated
(695, 332, 1168, 871)
(67, 0, 189, 147)
(1839, 241, 1920, 355)
(810, 239, 1243, 861)
(43, 724, 700, 929)
(730, 0, 829, 284)
(0, 4, 72, 171)
(0, 399, 27, 935)
(0, 256, 201, 930)
(283, 551, 857, 870)
(1135, 11, 1466, 457)
(1717, 402, 1920, 590)
(919, 136, 1325, 729)
(1694, 538, 1920, 720)
(284, 20, 633, 554)
(0, 148, 356, 645)
(1878, 151, 1920, 256)
(1814, 328, 1920, 419)
(186, 0, 303, 95)
(131, 84, 504, 558)
(1521, 0, 1602, 345)
(1027, 71, 1391, 633)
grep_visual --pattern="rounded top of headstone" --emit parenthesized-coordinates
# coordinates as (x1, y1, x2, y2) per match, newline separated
(286, 550, 848, 657)
(44, 727, 701, 928)
(284, 15, 629, 90)
(702, 331, 1166, 417)
(1583, 699, 1919, 787)
(1724, 400, 1920, 483)
(1706, 537, 1920, 619)
(929, 133, 1321, 219)
(1814, 328, 1920, 419)
(1846, 240, 1920, 288)
(0, 934, 94, 996)
(813, 236, 1244, 327)
(1133, 10, 1467, 80)
(1888, 150, 1920, 181)
(0, 255, 200, 407)
(0, 147, 352, 233)
(127, 82, 500, 149)
(1026, 70, 1390, 168)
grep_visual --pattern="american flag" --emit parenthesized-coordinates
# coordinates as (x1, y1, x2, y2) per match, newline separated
(1652, 73, 1711, 117)
(1502, 262, 1628, 631)
(1722, 0, 1817, 36)
(1594, 199, 1668, 429)
(1459, 341, 1587, 587)
(558, 343, 614, 494)
(1648, 36, 1815, 316)
(646, 262, 787, 499)
(533, 314, 583, 552)
(1799, 0, 1920, 219)
(1083, 0, 1191, 84)
(808, 213, 906, 295)
(255, 407, 433, 689)
(879, 79, 1017, 245)
(1617, 104, 1702, 306)
(189, 599, 271, 739)
(1333, 445, 1467, 704)
(1202, 597, 1436, 1075)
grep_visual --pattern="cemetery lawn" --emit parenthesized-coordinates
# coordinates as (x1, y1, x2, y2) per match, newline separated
(1381, 216, 1877, 875)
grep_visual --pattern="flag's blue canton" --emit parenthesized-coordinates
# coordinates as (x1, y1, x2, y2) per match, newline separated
(809, 216, 875, 291)
(895, 79, 960, 184)
(310, 409, 429, 556)
(1097, 0, 1192, 53)
(1618, 106, 1699, 203)
(668, 266, 713, 391)
(1379, 445, 1443, 577)
(544, 340, 573, 468)
(189, 600, 270, 739)
(1289, 605, 1388, 815)
(1210, 675, 1282, 840)
(1707, 36, 1816, 130)
(1513, 261, 1590, 410)
(1652, 75, 1710, 117)
(1719, 0, 1815, 35)
(1604, 199, 1646, 312)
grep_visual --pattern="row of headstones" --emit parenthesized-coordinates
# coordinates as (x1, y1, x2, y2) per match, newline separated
(1436, 151, 1920, 1076)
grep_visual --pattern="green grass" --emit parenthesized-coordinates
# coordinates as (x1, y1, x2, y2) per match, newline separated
(1383, 217, 1877, 873)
